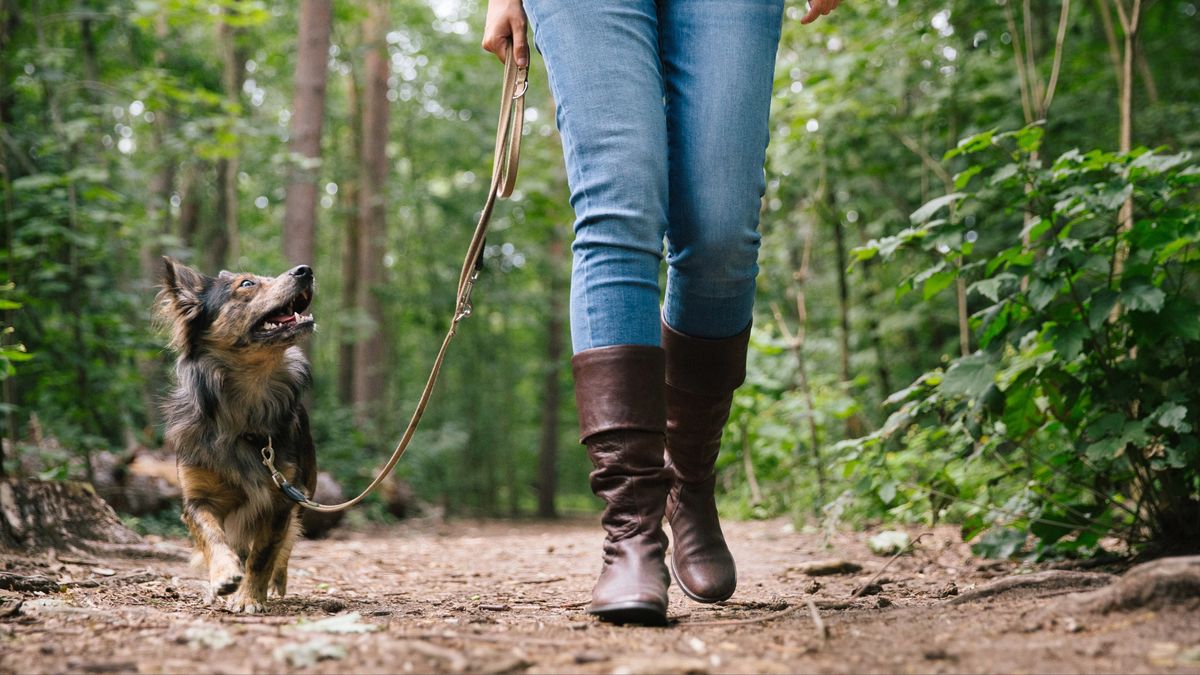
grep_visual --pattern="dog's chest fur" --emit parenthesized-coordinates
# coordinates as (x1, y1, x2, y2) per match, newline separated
(165, 346, 312, 482)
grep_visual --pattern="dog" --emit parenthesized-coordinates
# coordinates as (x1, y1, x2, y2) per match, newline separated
(156, 256, 317, 613)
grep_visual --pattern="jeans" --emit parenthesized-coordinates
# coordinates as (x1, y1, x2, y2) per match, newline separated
(524, 0, 785, 352)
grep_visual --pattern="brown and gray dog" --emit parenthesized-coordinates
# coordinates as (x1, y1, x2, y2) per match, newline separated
(157, 257, 317, 613)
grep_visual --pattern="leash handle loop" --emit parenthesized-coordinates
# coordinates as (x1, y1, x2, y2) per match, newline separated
(269, 40, 526, 513)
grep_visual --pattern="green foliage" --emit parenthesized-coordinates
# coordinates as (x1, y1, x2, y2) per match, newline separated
(849, 125, 1200, 556)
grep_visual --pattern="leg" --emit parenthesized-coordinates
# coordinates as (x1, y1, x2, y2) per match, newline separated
(572, 346, 672, 626)
(658, 0, 784, 602)
(178, 467, 244, 603)
(227, 501, 294, 614)
(269, 513, 301, 598)
(661, 0, 784, 338)
(524, 0, 673, 625)
(524, 0, 669, 353)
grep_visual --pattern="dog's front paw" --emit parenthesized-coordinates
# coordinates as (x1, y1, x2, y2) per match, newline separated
(210, 553, 244, 597)
(211, 571, 243, 597)
(226, 589, 266, 614)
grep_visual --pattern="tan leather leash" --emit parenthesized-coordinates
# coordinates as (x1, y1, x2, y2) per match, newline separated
(261, 44, 528, 512)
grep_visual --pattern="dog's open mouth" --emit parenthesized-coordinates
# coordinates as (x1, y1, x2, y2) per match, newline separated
(255, 289, 315, 338)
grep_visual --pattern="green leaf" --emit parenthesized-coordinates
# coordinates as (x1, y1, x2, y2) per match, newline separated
(946, 128, 996, 159)
(1086, 436, 1126, 461)
(940, 355, 997, 399)
(1153, 403, 1192, 434)
(989, 163, 1020, 186)
(1088, 290, 1119, 329)
(1026, 278, 1059, 311)
(954, 165, 982, 190)
(971, 273, 1019, 303)
(1129, 151, 1189, 175)
(1047, 321, 1086, 361)
(1013, 125, 1044, 153)
(922, 269, 957, 300)
(877, 479, 898, 504)
(1120, 284, 1166, 313)
(911, 193, 966, 224)
(971, 527, 1027, 559)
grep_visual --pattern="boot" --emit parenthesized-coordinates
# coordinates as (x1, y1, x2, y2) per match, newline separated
(573, 345, 672, 626)
(662, 320, 751, 603)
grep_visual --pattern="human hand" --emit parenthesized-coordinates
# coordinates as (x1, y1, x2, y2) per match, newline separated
(482, 0, 529, 67)
(800, 0, 843, 24)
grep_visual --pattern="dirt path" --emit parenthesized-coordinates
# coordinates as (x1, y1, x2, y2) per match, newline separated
(1, 519, 1197, 674)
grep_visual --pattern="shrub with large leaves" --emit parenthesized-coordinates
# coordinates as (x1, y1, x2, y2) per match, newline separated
(849, 125, 1199, 557)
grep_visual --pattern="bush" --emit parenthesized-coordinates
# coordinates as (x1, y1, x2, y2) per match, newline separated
(848, 125, 1200, 557)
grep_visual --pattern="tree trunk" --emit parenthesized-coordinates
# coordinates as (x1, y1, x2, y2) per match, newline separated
(136, 9, 173, 441)
(536, 228, 565, 519)
(337, 70, 362, 404)
(0, 479, 143, 553)
(351, 0, 390, 417)
(282, 0, 333, 268)
(215, 5, 244, 268)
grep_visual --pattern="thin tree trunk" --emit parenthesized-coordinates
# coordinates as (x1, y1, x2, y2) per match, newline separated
(829, 205, 852, 386)
(337, 69, 362, 404)
(136, 9, 174, 441)
(774, 214, 827, 511)
(536, 227, 565, 519)
(1108, 0, 1142, 305)
(215, 5, 244, 267)
(0, 0, 19, 469)
(741, 423, 763, 507)
(177, 165, 202, 248)
(351, 0, 390, 417)
(283, 0, 333, 267)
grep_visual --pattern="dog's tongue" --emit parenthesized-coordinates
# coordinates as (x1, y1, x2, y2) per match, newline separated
(270, 311, 298, 324)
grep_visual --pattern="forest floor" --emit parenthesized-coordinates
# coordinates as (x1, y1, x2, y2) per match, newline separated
(1, 517, 1198, 674)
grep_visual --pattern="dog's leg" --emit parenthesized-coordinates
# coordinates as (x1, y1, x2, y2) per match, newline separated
(269, 511, 301, 598)
(182, 500, 243, 603)
(179, 467, 243, 604)
(227, 503, 292, 613)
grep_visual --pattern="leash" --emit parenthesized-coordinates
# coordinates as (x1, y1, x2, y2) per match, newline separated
(261, 44, 528, 513)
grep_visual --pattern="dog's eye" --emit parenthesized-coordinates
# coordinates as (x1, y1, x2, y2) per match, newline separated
(239, 279, 256, 289)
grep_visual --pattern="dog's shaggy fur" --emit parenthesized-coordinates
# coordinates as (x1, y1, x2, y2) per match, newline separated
(157, 257, 317, 613)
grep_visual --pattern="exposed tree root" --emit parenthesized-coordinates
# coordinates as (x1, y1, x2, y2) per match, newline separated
(1060, 556, 1200, 613)
(945, 570, 1116, 606)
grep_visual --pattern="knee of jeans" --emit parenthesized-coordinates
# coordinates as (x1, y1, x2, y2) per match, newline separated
(670, 217, 761, 284)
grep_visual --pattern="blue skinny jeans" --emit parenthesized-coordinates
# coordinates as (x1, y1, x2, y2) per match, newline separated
(524, 0, 785, 353)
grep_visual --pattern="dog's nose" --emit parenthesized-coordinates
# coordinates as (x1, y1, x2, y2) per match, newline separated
(289, 265, 314, 280)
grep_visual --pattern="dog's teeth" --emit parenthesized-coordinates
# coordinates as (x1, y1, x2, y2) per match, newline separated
(293, 311, 301, 322)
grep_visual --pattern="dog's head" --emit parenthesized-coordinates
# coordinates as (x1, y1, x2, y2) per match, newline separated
(156, 257, 316, 358)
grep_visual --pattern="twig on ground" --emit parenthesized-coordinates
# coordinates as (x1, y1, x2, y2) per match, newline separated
(513, 576, 564, 585)
(399, 630, 578, 647)
(806, 598, 829, 641)
(850, 532, 932, 599)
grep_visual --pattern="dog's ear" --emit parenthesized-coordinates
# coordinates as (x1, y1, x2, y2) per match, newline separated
(156, 257, 209, 354)
(160, 257, 207, 314)
(218, 270, 235, 281)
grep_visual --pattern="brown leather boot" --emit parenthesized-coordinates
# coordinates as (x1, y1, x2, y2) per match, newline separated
(573, 345, 671, 626)
(662, 320, 751, 603)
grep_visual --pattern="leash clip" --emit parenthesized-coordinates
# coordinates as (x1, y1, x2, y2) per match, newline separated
(260, 438, 286, 489)
(454, 269, 481, 323)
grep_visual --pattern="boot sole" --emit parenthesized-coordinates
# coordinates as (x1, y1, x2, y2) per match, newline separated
(670, 555, 736, 604)
(588, 600, 668, 626)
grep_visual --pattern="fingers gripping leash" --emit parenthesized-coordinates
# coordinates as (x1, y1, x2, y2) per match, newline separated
(261, 42, 527, 513)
